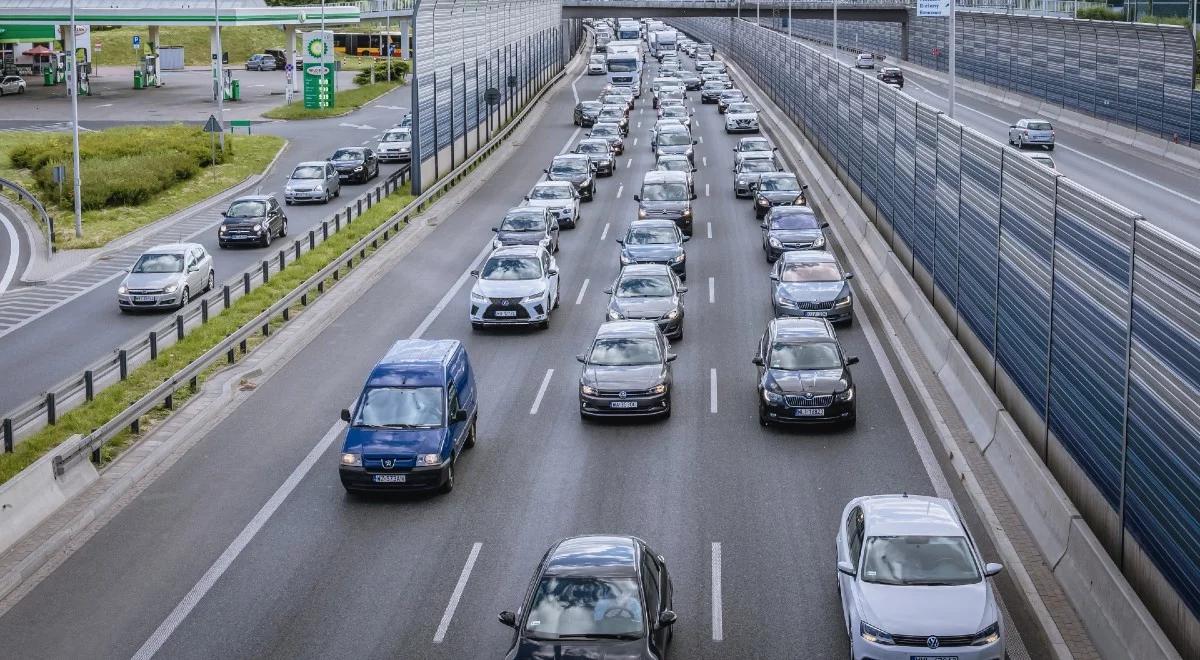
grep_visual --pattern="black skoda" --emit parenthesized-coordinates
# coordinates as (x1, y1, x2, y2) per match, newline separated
(499, 535, 676, 660)
(753, 317, 858, 427)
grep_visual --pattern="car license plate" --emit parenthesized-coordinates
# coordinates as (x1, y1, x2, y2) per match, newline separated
(134, 296, 155, 303)
(794, 408, 824, 417)
(373, 474, 406, 483)
(610, 401, 638, 409)
(805, 311, 828, 317)
(494, 310, 517, 318)
(911, 656, 958, 660)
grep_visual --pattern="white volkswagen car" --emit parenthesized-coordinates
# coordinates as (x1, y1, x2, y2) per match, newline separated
(376, 127, 412, 162)
(469, 245, 560, 330)
(724, 101, 760, 133)
(522, 180, 581, 229)
(837, 494, 1005, 660)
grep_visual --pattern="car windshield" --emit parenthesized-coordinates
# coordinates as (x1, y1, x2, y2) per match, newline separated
(531, 186, 573, 200)
(290, 166, 325, 180)
(581, 102, 602, 112)
(662, 108, 686, 117)
(131, 253, 184, 273)
(641, 183, 689, 201)
(721, 92, 744, 101)
(592, 126, 619, 137)
(603, 95, 626, 105)
(760, 176, 800, 191)
(860, 536, 982, 586)
(383, 130, 410, 142)
(703, 81, 723, 89)
(626, 226, 678, 245)
(740, 160, 776, 173)
(781, 262, 841, 283)
(500, 213, 547, 232)
(616, 275, 673, 297)
(551, 159, 588, 175)
(481, 256, 542, 280)
(576, 142, 608, 154)
(740, 140, 771, 152)
(353, 386, 444, 428)
(607, 60, 638, 72)
(728, 103, 756, 114)
(770, 210, 820, 230)
(657, 133, 692, 147)
(599, 108, 623, 118)
(331, 149, 363, 162)
(1026, 121, 1052, 131)
(226, 200, 266, 217)
(523, 576, 644, 639)
(658, 159, 690, 172)
(769, 341, 842, 370)
(590, 55, 605, 64)
(589, 337, 662, 366)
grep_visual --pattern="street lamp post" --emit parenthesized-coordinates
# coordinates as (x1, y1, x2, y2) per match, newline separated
(214, 0, 225, 149)
(321, 0, 329, 95)
(948, 0, 956, 118)
(833, 0, 839, 60)
(788, 0, 792, 38)
(68, 0, 82, 237)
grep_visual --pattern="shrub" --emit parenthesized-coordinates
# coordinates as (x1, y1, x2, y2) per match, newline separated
(1076, 6, 1124, 20)
(1139, 14, 1192, 26)
(354, 59, 411, 86)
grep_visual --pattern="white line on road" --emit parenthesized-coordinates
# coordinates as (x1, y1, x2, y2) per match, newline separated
(633, 137, 638, 146)
(709, 368, 718, 414)
(626, 157, 633, 168)
(411, 241, 494, 340)
(708, 276, 715, 304)
(694, 119, 700, 128)
(711, 541, 724, 641)
(616, 184, 623, 199)
(575, 278, 590, 304)
(705, 183, 710, 197)
(530, 369, 554, 415)
(0, 209, 19, 294)
(600, 222, 610, 241)
(433, 542, 483, 643)
(97, 103, 113, 108)
(707, 222, 712, 239)
(698, 135, 704, 143)
(558, 126, 582, 156)
(571, 69, 584, 104)
(637, 121, 642, 128)
(702, 156, 708, 167)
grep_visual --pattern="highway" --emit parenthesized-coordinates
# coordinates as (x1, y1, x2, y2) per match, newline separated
(805, 37, 1200, 246)
(0, 87, 412, 416)
(0, 52, 1042, 659)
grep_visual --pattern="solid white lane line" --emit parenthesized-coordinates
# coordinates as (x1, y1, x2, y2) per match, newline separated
(707, 222, 712, 239)
(637, 121, 642, 128)
(633, 137, 638, 146)
(709, 368, 718, 414)
(698, 135, 704, 144)
(411, 241, 494, 340)
(530, 368, 554, 415)
(616, 184, 624, 199)
(558, 126, 582, 155)
(600, 222, 610, 241)
(132, 420, 347, 660)
(702, 156, 708, 167)
(0, 210, 19, 294)
(626, 157, 633, 168)
(571, 69, 584, 104)
(694, 119, 700, 128)
(433, 542, 483, 643)
(708, 277, 715, 304)
(575, 278, 590, 305)
(711, 542, 724, 641)
(705, 183, 710, 197)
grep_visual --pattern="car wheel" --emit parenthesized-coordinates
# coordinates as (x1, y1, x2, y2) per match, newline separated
(1016, 136, 1024, 149)
(262, 229, 272, 248)
(323, 191, 330, 204)
(206, 270, 215, 292)
(758, 403, 770, 427)
(439, 460, 455, 493)
(1046, 144, 1055, 151)
(285, 199, 293, 206)
(464, 418, 477, 449)
(279, 218, 288, 238)
(179, 286, 190, 309)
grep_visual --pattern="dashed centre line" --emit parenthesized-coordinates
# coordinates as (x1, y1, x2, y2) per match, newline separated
(575, 278, 590, 305)
(433, 542, 483, 643)
(530, 369, 554, 415)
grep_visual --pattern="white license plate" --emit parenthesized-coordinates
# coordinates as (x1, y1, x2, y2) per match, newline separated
(794, 408, 825, 417)
(134, 296, 156, 303)
(494, 310, 517, 317)
(373, 474, 406, 483)
(805, 311, 828, 317)
(610, 401, 638, 409)
(911, 657, 958, 660)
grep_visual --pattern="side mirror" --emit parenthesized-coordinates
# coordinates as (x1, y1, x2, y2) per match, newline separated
(984, 562, 1004, 577)
(453, 409, 469, 422)
(731, 147, 736, 152)
(681, 235, 690, 242)
(691, 192, 698, 200)
(543, 168, 549, 174)
(773, 146, 779, 151)
(470, 270, 480, 277)
(615, 238, 625, 244)
(845, 272, 855, 280)
(220, 211, 228, 217)
(846, 356, 860, 366)
(760, 221, 768, 229)
(548, 268, 559, 276)
(576, 353, 588, 363)
(692, 138, 699, 144)
(657, 610, 678, 628)
(523, 195, 530, 201)
(603, 286, 614, 294)
(666, 353, 678, 362)
(498, 611, 518, 628)
(769, 273, 779, 281)
(837, 560, 856, 576)
(691, 167, 698, 173)
(678, 286, 688, 293)
(820, 222, 831, 229)
(633, 194, 641, 202)
(752, 356, 764, 366)
(340, 408, 352, 422)
(491, 227, 499, 232)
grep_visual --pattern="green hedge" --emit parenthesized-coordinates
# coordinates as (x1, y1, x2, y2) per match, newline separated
(9, 125, 228, 211)
(1076, 6, 1124, 20)
(354, 59, 411, 86)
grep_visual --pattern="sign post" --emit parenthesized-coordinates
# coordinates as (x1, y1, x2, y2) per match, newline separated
(302, 30, 335, 110)
(203, 114, 223, 179)
(132, 34, 141, 51)
(917, 0, 954, 117)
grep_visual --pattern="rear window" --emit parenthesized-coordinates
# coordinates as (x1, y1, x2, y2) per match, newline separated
(1026, 121, 1052, 131)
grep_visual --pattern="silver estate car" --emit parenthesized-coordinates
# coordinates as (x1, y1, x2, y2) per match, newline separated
(118, 243, 215, 312)
(284, 161, 341, 204)
(1008, 118, 1055, 150)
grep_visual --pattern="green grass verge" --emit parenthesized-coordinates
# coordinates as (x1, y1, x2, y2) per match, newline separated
(0, 131, 284, 250)
(92, 26, 287, 68)
(261, 81, 401, 120)
(0, 189, 416, 485)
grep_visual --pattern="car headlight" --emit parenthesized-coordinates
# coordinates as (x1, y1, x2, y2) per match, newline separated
(762, 388, 785, 404)
(314, 183, 324, 191)
(812, 235, 826, 249)
(539, 236, 551, 246)
(860, 622, 894, 645)
(118, 284, 128, 295)
(491, 237, 504, 249)
(340, 452, 361, 466)
(768, 236, 782, 248)
(253, 223, 263, 232)
(218, 225, 228, 234)
(470, 291, 489, 303)
(835, 387, 855, 402)
(680, 208, 692, 219)
(416, 453, 442, 467)
(353, 165, 364, 172)
(669, 253, 685, 264)
(737, 179, 747, 186)
(650, 384, 668, 394)
(664, 309, 679, 320)
(520, 291, 546, 303)
(607, 310, 624, 321)
(163, 284, 179, 294)
(620, 253, 635, 265)
(775, 295, 797, 308)
(581, 384, 598, 395)
(757, 198, 770, 206)
(835, 294, 852, 307)
(600, 159, 612, 166)
(638, 208, 648, 219)
(970, 622, 1000, 646)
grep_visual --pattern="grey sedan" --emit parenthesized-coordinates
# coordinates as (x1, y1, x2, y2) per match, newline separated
(118, 243, 215, 311)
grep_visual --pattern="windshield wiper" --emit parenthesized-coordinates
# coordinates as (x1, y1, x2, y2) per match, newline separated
(905, 580, 960, 586)
(553, 633, 641, 640)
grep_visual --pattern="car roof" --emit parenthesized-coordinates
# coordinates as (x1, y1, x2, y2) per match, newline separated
(545, 535, 641, 577)
(771, 317, 835, 341)
(620, 263, 673, 276)
(532, 180, 575, 189)
(780, 250, 838, 265)
(642, 170, 689, 184)
(489, 244, 544, 258)
(597, 320, 661, 338)
(143, 242, 200, 254)
(367, 339, 459, 387)
(231, 194, 274, 202)
(857, 495, 966, 538)
(628, 219, 679, 230)
(592, 122, 621, 130)
(506, 206, 548, 216)
(553, 153, 589, 162)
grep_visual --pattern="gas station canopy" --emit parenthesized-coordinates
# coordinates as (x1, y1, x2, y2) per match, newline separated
(2, 0, 361, 27)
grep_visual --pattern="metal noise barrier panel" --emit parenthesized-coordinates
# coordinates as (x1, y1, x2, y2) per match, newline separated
(672, 16, 1200, 652)
(411, 0, 573, 193)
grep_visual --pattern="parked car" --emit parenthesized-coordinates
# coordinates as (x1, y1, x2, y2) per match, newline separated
(493, 207, 559, 253)
(117, 243, 214, 312)
(753, 317, 857, 426)
(617, 219, 689, 278)
(284, 161, 341, 204)
(573, 100, 604, 127)
(604, 264, 687, 340)
(329, 147, 380, 183)
(855, 53, 876, 69)
(0, 75, 27, 95)
(337, 339, 477, 494)
(469, 245, 560, 329)
(376, 127, 412, 162)
(771, 250, 854, 324)
(218, 195, 288, 247)
(498, 535, 676, 658)
(577, 321, 676, 419)
(245, 53, 277, 71)
(762, 206, 829, 263)
(1008, 118, 1055, 150)
(837, 494, 1006, 659)
(876, 66, 903, 88)
(544, 154, 597, 202)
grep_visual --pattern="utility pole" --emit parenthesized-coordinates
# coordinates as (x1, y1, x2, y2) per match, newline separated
(321, 0, 329, 94)
(68, 0, 83, 238)
(386, 13, 391, 82)
(214, 0, 225, 149)
(833, 0, 839, 61)
(948, 0, 956, 118)
(788, 0, 793, 38)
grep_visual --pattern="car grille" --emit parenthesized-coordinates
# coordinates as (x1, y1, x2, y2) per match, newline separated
(483, 303, 531, 319)
(594, 387, 659, 398)
(892, 634, 976, 648)
(363, 453, 417, 470)
(784, 394, 834, 407)
(733, 119, 753, 127)
(785, 299, 834, 311)
(126, 288, 166, 295)
(782, 241, 814, 249)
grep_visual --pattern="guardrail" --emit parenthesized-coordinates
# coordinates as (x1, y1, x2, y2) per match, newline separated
(0, 177, 53, 261)
(41, 40, 578, 480)
(1, 166, 409, 453)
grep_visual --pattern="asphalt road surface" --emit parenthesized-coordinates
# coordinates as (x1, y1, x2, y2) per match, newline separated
(0, 85, 412, 415)
(0, 57, 1037, 659)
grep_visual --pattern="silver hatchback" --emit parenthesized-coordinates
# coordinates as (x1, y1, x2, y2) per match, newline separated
(1008, 118, 1055, 151)
(284, 161, 341, 204)
(118, 243, 215, 312)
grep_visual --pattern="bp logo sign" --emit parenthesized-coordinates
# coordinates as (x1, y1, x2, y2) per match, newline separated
(302, 31, 335, 110)
(306, 37, 326, 59)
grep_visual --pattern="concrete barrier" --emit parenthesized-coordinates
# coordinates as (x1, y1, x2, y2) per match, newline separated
(936, 340, 1001, 445)
(0, 435, 98, 557)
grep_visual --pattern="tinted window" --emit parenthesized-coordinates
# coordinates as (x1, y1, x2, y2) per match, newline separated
(383, 129, 410, 142)
(657, 159, 690, 172)
(291, 166, 325, 180)
(662, 108, 687, 117)
(576, 142, 609, 154)
(589, 337, 662, 366)
(616, 275, 673, 297)
(1026, 121, 1052, 130)
(781, 262, 841, 282)
(524, 577, 644, 638)
(354, 386, 444, 428)
(740, 140, 771, 152)
(226, 200, 266, 217)
(500, 213, 547, 232)
(551, 159, 588, 175)
(626, 226, 678, 244)
(641, 183, 689, 201)
(860, 536, 981, 586)
(769, 211, 820, 230)
(768, 341, 842, 370)
(759, 175, 799, 191)
(592, 126, 619, 137)
(331, 149, 363, 161)
(531, 185, 573, 200)
(727, 103, 756, 114)
(481, 256, 542, 280)
(739, 160, 776, 173)
(656, 133, 692, 147)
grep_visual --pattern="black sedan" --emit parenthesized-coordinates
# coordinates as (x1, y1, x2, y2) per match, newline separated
(604, 264, 686, 340)
(770, 250, 854, 324)
(545, 154, 596, 202)
(499, 535, 676, 660)
(577, 321, 676, 420)
(329, 147, 379, 184)
(761, 206, 829, 263)
(617, 219, 689, 279)
(877, 66, 904, 88)
(753, 317, 858, 427)
(573, 100, 603, 127)
(754, 173, 808, 218)
(573, 138, 618, 177)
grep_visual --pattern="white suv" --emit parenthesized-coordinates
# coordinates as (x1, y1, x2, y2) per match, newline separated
(855, 53, 875, 69)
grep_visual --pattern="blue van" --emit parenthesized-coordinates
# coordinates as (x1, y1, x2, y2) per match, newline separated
(338, 339, 478, 493)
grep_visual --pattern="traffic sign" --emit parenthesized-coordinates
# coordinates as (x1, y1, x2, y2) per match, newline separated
(202, 114, 223, 133)
(132, 35, 142, 51)
(285, 62, 294, 72)
(917, 0, 950, 16)
(485, 87, 500, 106)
